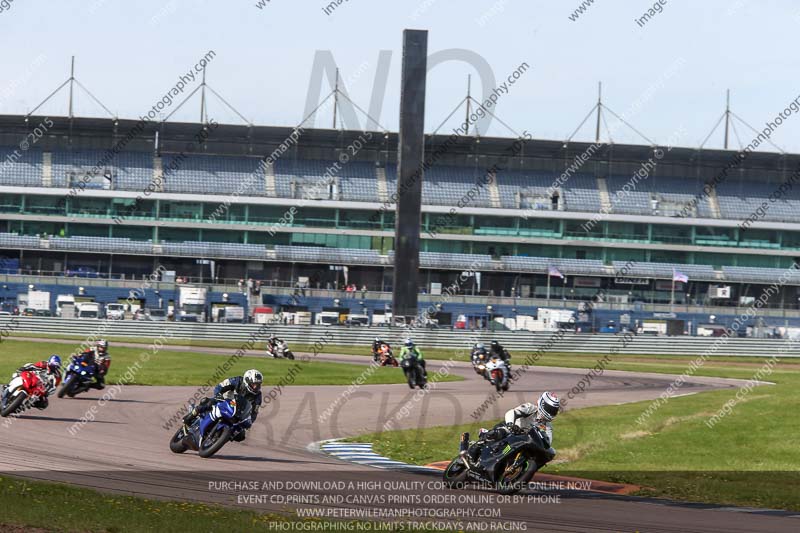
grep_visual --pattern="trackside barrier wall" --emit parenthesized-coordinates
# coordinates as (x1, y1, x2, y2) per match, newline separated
(1, 316, 799, 357)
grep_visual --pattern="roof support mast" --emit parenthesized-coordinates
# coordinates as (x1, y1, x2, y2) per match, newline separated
(465, 75, 471, 136)
(595, 81, 602, 142)
(723, 89, 730, 150)
(332, 68, 339, 129)
(68, 56, 75, 119)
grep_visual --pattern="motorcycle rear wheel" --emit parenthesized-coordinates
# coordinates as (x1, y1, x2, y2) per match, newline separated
(169, 427, 189, 454)
(0, 393, 27, 418)
(442, 457, 469, 488)
(199, 424, 232, 458)
(285, 351, 295, 360)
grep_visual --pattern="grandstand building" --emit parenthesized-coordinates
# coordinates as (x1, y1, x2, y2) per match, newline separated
(1, 114, 799, 327)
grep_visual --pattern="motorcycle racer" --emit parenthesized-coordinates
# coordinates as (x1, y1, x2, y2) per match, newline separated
(399, 338, 426, 377)
(77, 339, 111, 390)
(471, 343, 488, 371)
(489, 340, 511, 362)
(464, 391, 559, 466)
(372, 337, 390, 360)
(15, 355, 62, 409)
(182, 369, 263, 442)
(266, 335, 286, 358)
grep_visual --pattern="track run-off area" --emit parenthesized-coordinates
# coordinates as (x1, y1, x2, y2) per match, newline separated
(1, 340, 798, 532)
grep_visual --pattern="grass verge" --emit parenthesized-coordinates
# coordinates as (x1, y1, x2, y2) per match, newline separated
(350, 355, 800, 511)
(0, 339, 461, 387)
(0, 476, 387, 533)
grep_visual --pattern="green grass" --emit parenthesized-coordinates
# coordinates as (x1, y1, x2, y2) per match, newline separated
(350, 355, 800, 511)
(0, 339, 461, 387)
(0, 476, 388, 533)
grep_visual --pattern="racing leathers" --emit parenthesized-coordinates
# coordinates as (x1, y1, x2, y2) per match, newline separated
(182, 376, 262, 441)
(490, 343, 511, 363)
(78, 348, 111, 390)
(15, 362, 62, 409)
(399, 345, 427, 376)
(466, 403, 556, 466)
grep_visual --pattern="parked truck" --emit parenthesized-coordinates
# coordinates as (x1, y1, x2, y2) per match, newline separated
(56, 294, 75, 317)
(75, 302, 101, 319)
(178, 287, 207, 322)
(18, 290, 51, 316)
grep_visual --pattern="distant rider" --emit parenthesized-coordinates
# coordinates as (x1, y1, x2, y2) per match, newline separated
(182, 369, 263, 442)
(266, 335, 285, 357)
(399, 338, 426, 377)
(464, 391, 559, 467)
(372, 337, 388, 360)
(489, 340, 510, 362)
(471, 343, 488, 366)
(78, 339, 111, 390)
(15, 355, 62, 409)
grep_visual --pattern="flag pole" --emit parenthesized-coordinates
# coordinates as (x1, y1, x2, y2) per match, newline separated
(670, 277, 675, 310)
(547, 272, 551, 302)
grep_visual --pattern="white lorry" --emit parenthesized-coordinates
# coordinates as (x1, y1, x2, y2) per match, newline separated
(76, 302, 101, 319)
(178, 287, 207, 322)
(105, 303, 126, 320)
(56, 294, 75, 317)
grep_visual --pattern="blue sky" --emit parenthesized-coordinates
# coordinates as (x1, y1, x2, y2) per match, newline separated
(0, 0, 798, 152)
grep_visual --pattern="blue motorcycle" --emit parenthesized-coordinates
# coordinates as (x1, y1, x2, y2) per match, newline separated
(57, 354, 97, 398)
(169, 396, 252, 458)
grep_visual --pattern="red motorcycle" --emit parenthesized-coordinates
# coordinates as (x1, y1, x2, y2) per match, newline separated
(377, 345, 398, 367)
(1, 370, 49, 417)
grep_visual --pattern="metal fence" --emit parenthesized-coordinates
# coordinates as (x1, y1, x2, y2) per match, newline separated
(2, 316, 798, 357)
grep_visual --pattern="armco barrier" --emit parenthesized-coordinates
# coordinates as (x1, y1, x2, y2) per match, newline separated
(1, 316, 798, 357)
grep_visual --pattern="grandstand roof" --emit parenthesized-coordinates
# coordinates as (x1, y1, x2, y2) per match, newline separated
(0, 114, 796, 173)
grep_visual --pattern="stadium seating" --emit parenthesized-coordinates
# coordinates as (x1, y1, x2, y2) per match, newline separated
(502, 256, 608, 275)
(0, 232, 40, 248)
(51, 150, 152, 190)
(162, 155, 264, 195)
(0, 148, 42, 186)
(4, 147, 800, 229)
(50, 236, 153, 254)
(722, 265, 800, 283)
(612, 260, 716, 280)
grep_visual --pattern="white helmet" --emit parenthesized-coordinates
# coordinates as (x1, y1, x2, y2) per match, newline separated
(537, 391, 560, 421)
(243, 369, 263, 394)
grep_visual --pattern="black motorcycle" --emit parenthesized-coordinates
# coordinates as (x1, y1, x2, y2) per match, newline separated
(400, 354, 427, 389)
(442, 424, 552, 494)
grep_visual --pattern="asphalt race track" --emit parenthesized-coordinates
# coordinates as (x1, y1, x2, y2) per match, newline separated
(1, 350, 797, 532)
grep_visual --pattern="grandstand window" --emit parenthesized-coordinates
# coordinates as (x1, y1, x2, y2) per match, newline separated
(0, 194, 22, 213)
(651, 224, 691, 245)
(71, 197, 112, 217)
(160, 227, 200, 243)
(25, 195, 66, 216)
(782, 232, 800, 249)
(70, 223, 109, 238)
(112, 225, 152, 242)
(203, 229, 245, 244)
(249, 205, 287, 224)
(160, 201, 201, 221)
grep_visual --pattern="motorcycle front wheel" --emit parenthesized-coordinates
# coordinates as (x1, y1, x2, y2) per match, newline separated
(405, 371, 415, 389)
(169, 427, 189, 454)
(57, 374, 77, 399)
(198, 424, 232, 458)
(442, 456, 469, 488)
(496, 454, 538, 495)
(0, 392, 27, 418)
